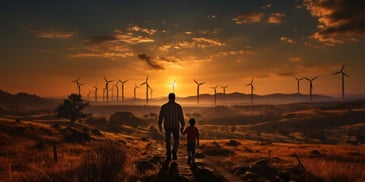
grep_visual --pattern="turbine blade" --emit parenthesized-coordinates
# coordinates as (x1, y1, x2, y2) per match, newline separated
(341, 63, 345, 72)
(194, 79, 198, 84)
(200, 82, 205, 85)
(333, 71, 341, 75)
(313, 76, 319, 80)
(343, 72, 349, 77)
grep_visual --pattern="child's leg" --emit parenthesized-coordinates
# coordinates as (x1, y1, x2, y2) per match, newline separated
(191, 144, 196, 164)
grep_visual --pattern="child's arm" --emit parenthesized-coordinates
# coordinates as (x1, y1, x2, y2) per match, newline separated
(196, 136, 199, 146)
(182, 128, 187, 135)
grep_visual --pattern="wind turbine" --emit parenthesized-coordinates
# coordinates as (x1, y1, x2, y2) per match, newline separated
(194, 79, 205, 104)
(72, 77, 82, 95)
(221, 85, 228, 104)
(93, 85, 98, 102)
(295, 77, 304, 101)
(211, 85, 218, 106)
(134, 83, 139, 101)
(118, 80, 128, 103)
(103, 77, 114, 103)
(246, 79, 255, 104)
(169, 80, 176, 93)
(305, 76, 318, 101)
(140, 76, 150, 104)
(333, 64, 349, 99)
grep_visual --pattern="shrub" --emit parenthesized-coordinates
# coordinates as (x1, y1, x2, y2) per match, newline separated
(56, 94, 89, 125)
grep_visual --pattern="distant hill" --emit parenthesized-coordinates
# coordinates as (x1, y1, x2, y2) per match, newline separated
(172, 92, 337, 105)
(0, 90, 57, 111)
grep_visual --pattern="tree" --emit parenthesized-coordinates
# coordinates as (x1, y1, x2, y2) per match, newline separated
(57, 94, 89, 125)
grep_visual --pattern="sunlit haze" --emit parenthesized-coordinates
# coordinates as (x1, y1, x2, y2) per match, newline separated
(1, 0, 364, 98)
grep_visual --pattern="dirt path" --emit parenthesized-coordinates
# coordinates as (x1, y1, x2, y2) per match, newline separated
(149, 141, 240, 182)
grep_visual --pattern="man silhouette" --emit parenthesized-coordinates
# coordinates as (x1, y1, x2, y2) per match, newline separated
(158, 93, 185, 161)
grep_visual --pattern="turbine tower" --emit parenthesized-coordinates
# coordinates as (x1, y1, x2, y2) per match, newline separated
(87, 89, 92, 101)
(119, 80, 128, 103)
(246, 79, 255, 104)
(103, 77, 114, 103)
(169, 80, 176, 93)
(194, 79, 205, 104)
(333, 64, 349, 99)
(211, 85, 218, 106)
(295, 77, 304, 101)
(133, 83, 139, 101)
(93, 85, 98, 102)
(305, 76, 318, 101)
(140, 76, 150, 104)
(114, 82, 119, 103)
(221, 85, 228, 104)
(102, 88, 106, 102)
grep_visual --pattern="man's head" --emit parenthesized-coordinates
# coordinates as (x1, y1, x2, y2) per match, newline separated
(168, 93, 175, 101)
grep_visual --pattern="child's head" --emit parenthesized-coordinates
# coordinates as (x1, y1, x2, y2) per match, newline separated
(189, 118, 196, 126)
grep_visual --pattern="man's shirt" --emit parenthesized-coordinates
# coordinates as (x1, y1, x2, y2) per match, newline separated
(158, 101, 185, 129)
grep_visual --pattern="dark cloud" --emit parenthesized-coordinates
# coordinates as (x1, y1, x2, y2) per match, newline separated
(138, 54, 164, 70)
(305, 0, 365, 44)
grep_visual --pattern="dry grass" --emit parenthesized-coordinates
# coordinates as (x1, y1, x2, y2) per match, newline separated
(0, 119, 129, 182)
(197, 139, 365, 181)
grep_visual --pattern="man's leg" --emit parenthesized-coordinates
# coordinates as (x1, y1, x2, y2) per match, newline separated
(165, 128, 172, 160)
(172, 128, 179, 160)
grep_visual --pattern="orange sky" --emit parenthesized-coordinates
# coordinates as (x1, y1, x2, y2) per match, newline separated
(1, 0, 364, 98)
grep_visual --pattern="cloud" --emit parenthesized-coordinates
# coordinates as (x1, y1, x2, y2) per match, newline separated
(157, 56, 180, 63)
(304, 0, 365, 44)
(128, 25, 157, 35)
(289, 57, 301, 62)
(192, 37, 225, 47)
(267, 13, 286, 24)
(232, 12, 264, 24)
(218, 49, 255, 57)
(31, 28, 76, 39)
(261, 3, 272, 10)
(114, 30, 155, 44)
(138, 54, 164, 70)
(70, 52, 134, 59)
(280, 36, 296, 44)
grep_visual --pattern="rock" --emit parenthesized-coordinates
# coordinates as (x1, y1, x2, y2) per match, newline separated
(310, 150, 321, 157)
(136, 160, 155, 173)
(252, 159, 269, 169)
(91, 128, 103, 136)
(242, 171, 258, 181)
(232, 166, 249, 175)
(226, 139, 241, 146)
(277, 170, 291, 182)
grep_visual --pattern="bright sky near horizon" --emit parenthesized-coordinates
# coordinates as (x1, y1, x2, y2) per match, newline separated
(0, 0, 364, 98)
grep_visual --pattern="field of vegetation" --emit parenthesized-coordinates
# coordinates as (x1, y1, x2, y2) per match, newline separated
(1, 98, 365, 181)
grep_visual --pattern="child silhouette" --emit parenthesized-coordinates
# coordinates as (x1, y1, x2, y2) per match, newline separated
(182, 118, 200, 165)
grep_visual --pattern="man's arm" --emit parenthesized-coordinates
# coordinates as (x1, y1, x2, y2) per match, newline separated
(158, 105, 165, 132)
(178, 105, 185, 128)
